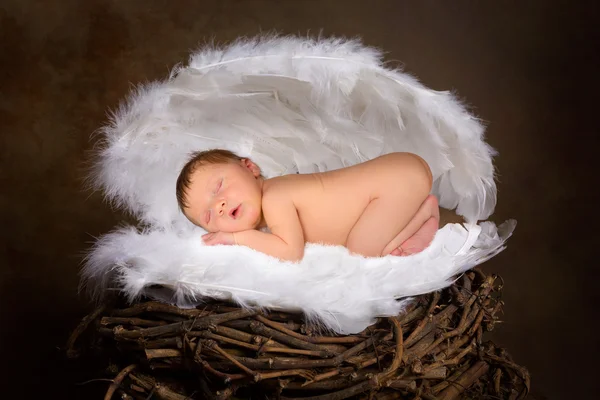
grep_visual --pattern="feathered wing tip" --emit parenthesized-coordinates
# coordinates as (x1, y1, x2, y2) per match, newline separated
(186, 33, 383, 75)
(78, 226, 134, 303)
(78, 224, 176, 304)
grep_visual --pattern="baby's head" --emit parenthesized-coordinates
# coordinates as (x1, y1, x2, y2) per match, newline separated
(176, 149, 264, 232)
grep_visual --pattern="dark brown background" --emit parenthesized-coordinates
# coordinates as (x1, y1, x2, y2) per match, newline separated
(1, 1, 598, 398)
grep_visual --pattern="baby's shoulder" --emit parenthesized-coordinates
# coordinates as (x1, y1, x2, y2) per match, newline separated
(262, 175, 296, 199)
(262, 174, 310, 205)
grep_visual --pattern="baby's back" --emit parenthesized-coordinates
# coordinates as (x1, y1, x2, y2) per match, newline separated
(268, 153, 427, 246)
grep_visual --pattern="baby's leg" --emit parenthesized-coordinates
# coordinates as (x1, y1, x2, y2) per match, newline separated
(346, 171, 432, 257)
(387, 195, 439, 256)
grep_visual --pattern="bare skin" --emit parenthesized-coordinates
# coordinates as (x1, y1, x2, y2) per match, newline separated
(184, 152, 439, 262)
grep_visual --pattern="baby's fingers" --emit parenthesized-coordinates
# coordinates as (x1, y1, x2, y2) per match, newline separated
(202, 233, 215, 244)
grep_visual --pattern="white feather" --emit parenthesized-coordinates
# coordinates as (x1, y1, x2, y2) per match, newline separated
(82, 34, 513, 334)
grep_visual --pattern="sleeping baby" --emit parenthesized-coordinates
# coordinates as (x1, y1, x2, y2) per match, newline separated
(176, 149, 439, 262)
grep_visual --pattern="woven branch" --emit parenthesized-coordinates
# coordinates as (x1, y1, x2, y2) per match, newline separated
(68, 268, 530, 400)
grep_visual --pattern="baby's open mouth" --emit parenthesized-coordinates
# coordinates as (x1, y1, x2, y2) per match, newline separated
(230, 205, 241, 219)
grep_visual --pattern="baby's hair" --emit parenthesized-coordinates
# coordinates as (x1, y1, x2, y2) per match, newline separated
(176, 149, 242, 211)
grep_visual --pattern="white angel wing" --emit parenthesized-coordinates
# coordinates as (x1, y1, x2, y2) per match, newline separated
(89, 35, 497, 228)
(82, 220, 515, 335)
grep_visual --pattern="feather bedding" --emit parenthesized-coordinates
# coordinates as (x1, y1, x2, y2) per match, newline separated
(82, 35, 515, 334)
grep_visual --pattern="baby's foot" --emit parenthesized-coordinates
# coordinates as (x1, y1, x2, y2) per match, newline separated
(391, 217, 439, 256)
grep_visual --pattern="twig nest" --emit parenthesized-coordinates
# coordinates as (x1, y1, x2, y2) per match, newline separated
(68, 268, 530, 399)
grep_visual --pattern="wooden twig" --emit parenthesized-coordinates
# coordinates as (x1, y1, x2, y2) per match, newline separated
(211, 324, 289, 348)
(104, 364, 136, 400)
(437, 360, 489, 400)
(111, 301, 208, 318)
(249, 321, 337, 355)
(433, 334, 470, 361)
(405, 304, 458, 352)
(191, 331, 261, 351)
(281, 378, 375, 400)
(145, 337, 183, 349)
(404, 292, 441, 347)
(191, 330, 329, 357)
(211, 355, 339, 370)
(493, 368, 503, 395)
(255, 368, 316, 382)
(101, 317, 168, 327)
(421, 275, 495, 357)
(337, 331, 388, 365)
(430, 363, 471, 395)
(404, 332, 436, 364)
(261, 346, 333, 357)
(145, 349, 182, 359)
(65, 305, 106, 358)
(204, 340, 257, 379)
(387, 380, 441, 400)
(401, 367, 447, 380)
(309, 335, 365, 344)
(484, 300, 504, 332)
(376, 318, 403, 382)
(198, 376, 235, 400)
(209, 325, 261, 343)
(478, 351, 530, 398)
(114, 309, 257, 339)
(255, 314, 362, 344)
(398, 305, 425, 326)
(419, 297, 477, 356)
(201, 359, 246, 383)
(466, 305, 486, 337)
(185, 336, 245, 385)
(347, 353, 386, 369)
(284, 376, 368, 391)
(302, 353, 387, 387)
(128, 373, 189, 400)
(255, 315, 309, 341)
(421, 342, 475, 374)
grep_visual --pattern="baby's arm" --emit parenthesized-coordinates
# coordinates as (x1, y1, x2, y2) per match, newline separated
(234, 189, 305, 262)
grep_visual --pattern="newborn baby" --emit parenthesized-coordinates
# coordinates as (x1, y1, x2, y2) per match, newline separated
(176, 149, 439, 262)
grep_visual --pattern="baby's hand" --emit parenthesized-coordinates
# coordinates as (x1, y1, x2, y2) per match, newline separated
(202, 231, 236, 246)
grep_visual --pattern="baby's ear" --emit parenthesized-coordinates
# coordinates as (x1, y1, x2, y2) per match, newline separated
(241, 158, 261, 177)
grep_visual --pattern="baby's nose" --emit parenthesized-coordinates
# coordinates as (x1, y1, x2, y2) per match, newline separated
(216, 200, 226, 215)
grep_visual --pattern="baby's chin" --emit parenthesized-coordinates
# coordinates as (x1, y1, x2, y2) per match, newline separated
(237, 211, 263, 231)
